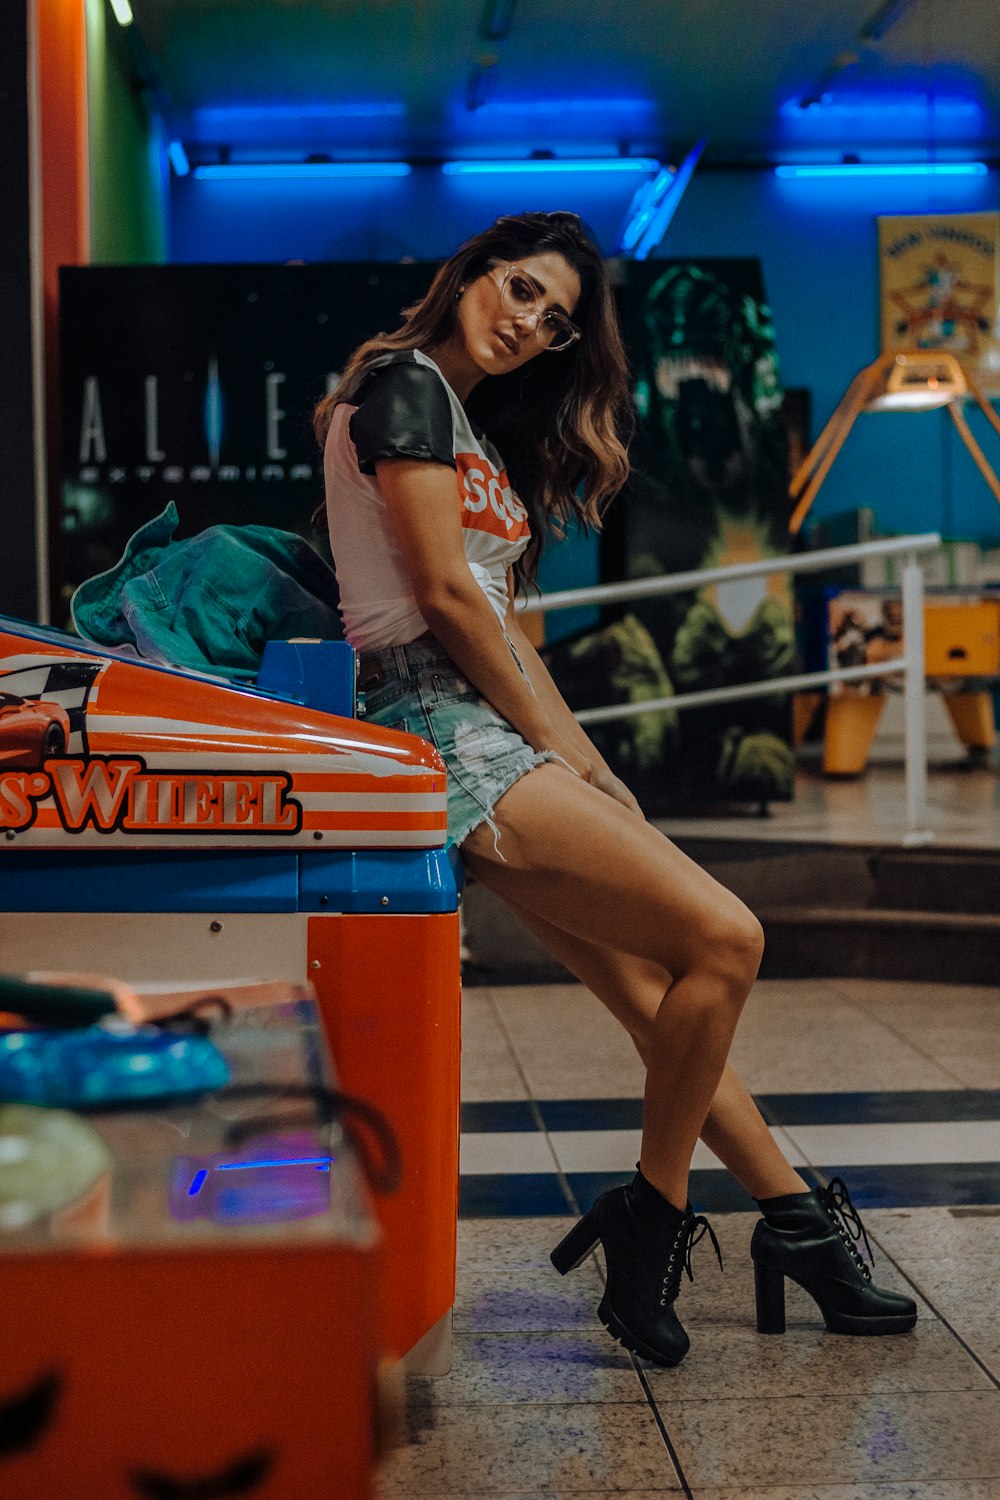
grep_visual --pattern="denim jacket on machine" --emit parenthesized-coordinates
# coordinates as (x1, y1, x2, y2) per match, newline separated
(70, 503, 342, 682)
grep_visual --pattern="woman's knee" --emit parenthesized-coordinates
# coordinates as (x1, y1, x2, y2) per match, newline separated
(683, 899, 765, 993)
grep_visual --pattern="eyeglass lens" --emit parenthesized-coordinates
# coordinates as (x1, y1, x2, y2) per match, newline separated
(501, 270, 577, 350)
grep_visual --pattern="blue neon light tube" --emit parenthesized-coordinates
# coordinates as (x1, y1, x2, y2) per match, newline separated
(195, 103, 406, 122)
(192, 162, 412, 181)
(775, 162, 988, 179)
(168, 141, 190, 177)
(215, 1156, 334, 1170)
(443, 158, 660, 176)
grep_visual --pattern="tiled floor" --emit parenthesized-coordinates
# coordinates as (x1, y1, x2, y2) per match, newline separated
(379, 977, 1000, 1499)
(658, 760, 1000, 850)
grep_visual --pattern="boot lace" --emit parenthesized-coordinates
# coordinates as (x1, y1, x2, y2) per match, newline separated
(659, 1212, 723, 1306)
(818, 1177, 874, 1280)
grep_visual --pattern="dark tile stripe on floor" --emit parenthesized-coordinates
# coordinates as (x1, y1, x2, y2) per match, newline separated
(459, 1163, 1000, 1216)
(460, 1100, 538, 1132)
(460, 1091, 1000, 1134)
(459, 1172, 573, 1217)
(756, 1089, 1000, 1125)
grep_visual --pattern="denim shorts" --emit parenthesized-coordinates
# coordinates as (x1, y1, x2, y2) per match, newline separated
(357, 634, 560, 851)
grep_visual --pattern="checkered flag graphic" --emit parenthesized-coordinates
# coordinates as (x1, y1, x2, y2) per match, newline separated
(0, 657, 105, 755)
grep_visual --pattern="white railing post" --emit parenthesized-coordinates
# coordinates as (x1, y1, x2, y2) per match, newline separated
(901, 551, 932, 846)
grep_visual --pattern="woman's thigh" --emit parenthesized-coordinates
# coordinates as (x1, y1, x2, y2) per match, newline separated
(503, 892, 664, 1058)
(461, 762, 761, 981)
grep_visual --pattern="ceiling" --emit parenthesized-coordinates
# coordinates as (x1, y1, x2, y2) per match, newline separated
(128, 0, 1000, 168)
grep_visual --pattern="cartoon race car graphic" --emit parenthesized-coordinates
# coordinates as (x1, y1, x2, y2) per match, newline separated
(0, 619, 447, 851)
(0, 693, 71, 770)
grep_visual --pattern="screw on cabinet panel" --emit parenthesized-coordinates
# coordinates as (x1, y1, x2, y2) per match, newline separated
(209, 921, 223, 933)
(381, 896, 389, 906)
(311, 959, 321, 969)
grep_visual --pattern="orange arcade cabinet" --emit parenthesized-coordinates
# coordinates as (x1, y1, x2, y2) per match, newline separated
(0, 617, 462, 1377)
(0, 992, 393, 1499)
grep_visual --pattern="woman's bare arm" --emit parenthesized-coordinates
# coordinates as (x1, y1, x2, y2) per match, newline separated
(505, 576, 644, 817)
(374, 458, 596, 776)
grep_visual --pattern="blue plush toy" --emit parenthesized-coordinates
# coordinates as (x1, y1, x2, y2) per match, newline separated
(0, 1017, 230, 1108)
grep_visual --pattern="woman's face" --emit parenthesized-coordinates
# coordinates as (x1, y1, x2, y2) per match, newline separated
(456, 251, 582, 377)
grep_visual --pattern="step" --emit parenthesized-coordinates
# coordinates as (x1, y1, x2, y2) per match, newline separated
(868, 850, 1000, 915)
(460, 842, 1000, 986)
(756, 906, 1000, 984)
(668, 837, 1000, 916)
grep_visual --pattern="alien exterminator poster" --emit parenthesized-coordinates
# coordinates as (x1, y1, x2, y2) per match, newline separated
(60, 257, 794, 812)
(544, 259, 796, 812)
(58, 262, 432, 618)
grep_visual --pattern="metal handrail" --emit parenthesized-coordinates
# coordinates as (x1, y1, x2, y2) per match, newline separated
(519, 532, 942, 845)
(517, 532, 942, 614)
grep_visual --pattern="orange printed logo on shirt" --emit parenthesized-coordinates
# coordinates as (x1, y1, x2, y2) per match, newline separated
(456, 453, 530, 542)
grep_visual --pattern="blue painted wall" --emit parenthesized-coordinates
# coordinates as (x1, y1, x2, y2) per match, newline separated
(168, 169, 640, 264)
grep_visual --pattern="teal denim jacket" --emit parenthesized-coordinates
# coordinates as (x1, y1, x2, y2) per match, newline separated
(71, 503, 342, 682)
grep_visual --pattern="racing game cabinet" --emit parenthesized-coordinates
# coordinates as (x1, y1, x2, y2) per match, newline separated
(0, 617, 462, 1374)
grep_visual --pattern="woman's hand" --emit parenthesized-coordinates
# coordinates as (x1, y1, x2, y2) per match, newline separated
(583, 762, 645, 819)
(539, 728, 644, 819)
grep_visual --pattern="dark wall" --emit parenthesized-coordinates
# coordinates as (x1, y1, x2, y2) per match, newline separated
(0, 2, 40, 620)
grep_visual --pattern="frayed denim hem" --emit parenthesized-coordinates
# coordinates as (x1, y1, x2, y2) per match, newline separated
(453, 748, 575, 861)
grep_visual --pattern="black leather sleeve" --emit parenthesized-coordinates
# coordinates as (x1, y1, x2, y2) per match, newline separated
(349, 360, 457, 474)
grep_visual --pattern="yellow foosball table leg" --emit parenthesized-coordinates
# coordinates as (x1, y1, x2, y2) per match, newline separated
(823, 693, 887, 776)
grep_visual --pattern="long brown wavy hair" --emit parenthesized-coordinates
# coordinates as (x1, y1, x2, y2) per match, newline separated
(313, 211, 633, 584)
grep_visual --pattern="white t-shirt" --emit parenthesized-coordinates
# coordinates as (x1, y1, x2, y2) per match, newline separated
(323, 349, 531, 652)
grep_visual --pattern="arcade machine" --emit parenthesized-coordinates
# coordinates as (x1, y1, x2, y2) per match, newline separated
(0, 620, 461, 1387)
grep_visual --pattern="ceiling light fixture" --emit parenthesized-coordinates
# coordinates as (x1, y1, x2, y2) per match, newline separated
(776, 162, 988, 179)
(480, 0, 517, 41)
(780, 92, 981, 121)
(631, 138, 706, 259)
(167, 141, 190, 177)
(195, 103, 406, 123)
(860, 0, 918, 43)
(443, 158, 659, 176)
(109, 0, 134, 24)
(192, 162, 412, 180)
(477, 97, 654, 117)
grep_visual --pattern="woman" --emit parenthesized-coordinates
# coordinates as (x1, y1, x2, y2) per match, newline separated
(317, 211, 915, 1366)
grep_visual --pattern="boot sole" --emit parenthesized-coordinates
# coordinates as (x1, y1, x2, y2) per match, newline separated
(821, 1306, 918, 1336)
(758, 1261, 918, 1336)
(788, 1268, 918, 1336)
(597, 1291, 689, 1368)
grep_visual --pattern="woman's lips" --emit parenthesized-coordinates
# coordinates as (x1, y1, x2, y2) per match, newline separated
(495, 330, 519, 355)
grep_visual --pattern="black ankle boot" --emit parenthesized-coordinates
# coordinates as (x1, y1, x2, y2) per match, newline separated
(751, 1178, 917, 1336)
(550, 1168, 722, 1367)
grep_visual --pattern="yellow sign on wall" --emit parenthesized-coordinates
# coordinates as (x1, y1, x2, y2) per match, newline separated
(878, 212, 1000, 387)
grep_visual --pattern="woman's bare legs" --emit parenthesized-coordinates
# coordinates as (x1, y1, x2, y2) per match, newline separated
(499, 896, 808, 1200)
(461, 763, 766, 1211)
(466, 778, 920, 1346)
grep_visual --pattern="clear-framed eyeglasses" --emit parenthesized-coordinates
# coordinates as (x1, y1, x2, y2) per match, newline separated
(494, 263, 582, 352)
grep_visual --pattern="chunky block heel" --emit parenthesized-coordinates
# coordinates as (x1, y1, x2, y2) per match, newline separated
(550, 1210, 599, 1274)
(750, 1179, 917, 1337)
(754, 1260, 786, 1335)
